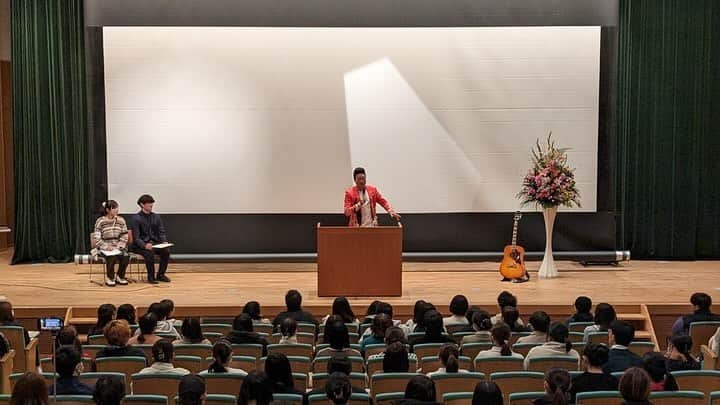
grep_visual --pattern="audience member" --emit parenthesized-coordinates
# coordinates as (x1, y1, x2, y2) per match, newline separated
(238, 371, 273, 405)
(471, 381, 503, 405)
(398, 375, 437, 405)
(532, 368, 572, 405)
(461, 310, 493, 346)
(325, 372, 352, 405)
(409, 310, 455, 349)
(603, 320, 643, 373)
(443, 295, 469, 326)
(583, 303, 617, 342)
(95, 320, 146, 364)
(516, 311, 550, 344)
(305, 357, 365, 399)
(137, 301, 180, 339)
(178, 374, 206, 405)
(671, 292, 720, 335)
(11, 372, 49, 405)
(225, 313, 269, 356)
(665, 334, 700, 371)
(175, 317, 211, 345)
(243, 301, 271, 324)
(383, 342, 411, 373)
(128, 313, 162, 346)
(55, 325, 84, 354)
(161, 299, 180, 327)
(93, 375, 125, 405)
(427, 344, 465, 376)
(501, 306, 530, 333)
(524, 322, 579, 370)
(619, 367, 652, 405)
(362, 301, 382, 324)
(138, 339, 190, 375)
(407, 302, 437, 335)
(317, 317, 361, 359)
(202, 340, 247, 374)
(642, 352, 678, 391)
(265, 353, 304, 395)
(88, 304, 117, 338)
(50, 346, 94, 395)
(491, 291, 525, 327)
(475, 323, 523, 359)
(461, 305, 483, 333)
(115, 304, 137, 325)
(279, 317, 298, 345)
(570, 343, 619, 402)
(271, 290, 319, 329)
(0, 300, 30, 343)
(566, 296, 594, 325)
(366, 326, 418, 363)
(359, 313, 392, 353)
(404, 300, 427, 333)
(322, 297, 359, 325)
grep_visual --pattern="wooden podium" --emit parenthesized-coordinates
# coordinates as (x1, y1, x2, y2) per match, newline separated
(317, 223, 402, 297)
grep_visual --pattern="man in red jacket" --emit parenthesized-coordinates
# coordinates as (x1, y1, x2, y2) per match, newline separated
(343, 167, 401, 227)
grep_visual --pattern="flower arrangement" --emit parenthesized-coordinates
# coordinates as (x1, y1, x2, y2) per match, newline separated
(517, 133, 581, 209)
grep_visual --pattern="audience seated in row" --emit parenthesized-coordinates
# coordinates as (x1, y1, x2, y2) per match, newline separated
(524, 322, 580, 370)
(366, 326, 418, 363)
(583, 302, 617, 342)
(175, 317, 211, 345)
(443, 295, 469, 326)
(317, 316, 361, 358)
(94, 319, 146, 364)
(243, 300, 272, 324)
(138, 339, 190, 375)
(460, 310, 493, 346)
(491, 291, 525, 328)
(516, 311, 550, 344)
(128, 313, 162, 346)
(570, 343, 619, 402)
(408, 310, 455, 349)
(88, 304, 116, 338)
(672, 292, 720, 335)
(0, 300, 30, 343)
(475, 323, 524, 359)
(566, 296, 594, 325)
(50, 346, 94, 395)
(603, 320, 642, 374)
(201, 340, 247, 375)
(225, 313, 269, 355)
(427, 343, 467, 376)
(271, 290, 319, 330)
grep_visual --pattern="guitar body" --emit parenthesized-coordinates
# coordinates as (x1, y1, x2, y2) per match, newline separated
(500, 244, 526, 279)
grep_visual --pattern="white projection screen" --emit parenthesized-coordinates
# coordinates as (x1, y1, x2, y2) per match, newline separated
(104, 26, 600, 214)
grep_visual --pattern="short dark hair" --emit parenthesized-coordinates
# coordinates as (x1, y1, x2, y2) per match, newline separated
(327, 356, 352, 375)
(326, 318, 350, 350)
(501, 306, 520, 326)
(137, 194, 155, 206)
(180, 318, 204, 343)
(383, 342, 409, 372)
(243, 301, 263, 320)
(352, 167, 366, 180)
(472, 381, 503, 405)
(690, 293, 712, 311)
(594, 303, 617, 328)
(116, 304, 136, 325)
(325, 372, 352, 405)
(152, 339, 174, 363)
(497, 291, 517, 308)
(285, 290, 302, 311)
(280, 317, 297, 337)
(238, 370, 272, 405)
(93, 375, 126, 405)
(528, 311, 551, 333)
(233, 313, 254, 332)
(610, 320, 635, 346)
(583, 343, 610, 367)
(449, 295, 469, 317)
(404, 375, 436, 402)
(375, 302, 393, 318)
(575, 296, 592, 313)
(138, 313, 158, 339)
(178, 374, 206, 405)
(423, 309, 444, 337)
(55, 346, 82, 377)
(384, 326, 407, 345)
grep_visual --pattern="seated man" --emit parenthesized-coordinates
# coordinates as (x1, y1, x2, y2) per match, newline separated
(130, 194, 171, 284)
(271, 290, 319, 330)
(602, 320, 643, 373)
(50, 346, 94, 395)
(570, 343, 619, 402)
(671, 292, 720, 335)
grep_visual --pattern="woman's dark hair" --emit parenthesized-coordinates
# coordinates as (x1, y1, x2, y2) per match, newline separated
(365, 301, 381, 317)
(501, 306, 520, 327)
(325, 372, 352, 405)
(690, 292, 712, 311)
(497, 291, 517, 309)
(375, 302, 393, 318)
(412, 300, 427, 324)
(583, 343, 610, 367)
(326, 318, 351, 350)
(669, 334, 694, 362)
(594, 303, 617, 329)
(472, 311, 493, 332)
(238, 370, 273, 405)
(528, 311, 551, 333)
(472, 381, 503, 405)
(548, 323, 572, 353)
(148, 300, 172, 321)
(209, 340, 233, 373)
(383, 342, 409, 373)
(56, 325, 82, 352)
(281, 317, 297, 337)
(242, 301, 263, 321)
(181, 318, 205, 343)
(404, 375, 436, 402)
(285, 290, 303, 312)
(332, 297, 356, 324)
(371, 313, 393, 340)
(544, 368, 572, 405)
(384, 326, 408, 345)
(152, 339, 174, 363)
(438, 344, 460, 373)
(424, 310, 444, 338)
(415, 302, 437, 332)
(449, 295, 469, 317)
(465, 305, 482, 325)
(0, 302, 15, 322)
(265, 353, 294, 389)
(93, 374, 126, 405)
(233, 313, 254, 332)
(10, 372, 49, 405)
(95, 304, 117, 331)
(137, 313, 158, 343)
(491, 323, 513, 356)
(642, 352, 678, 390)
(116, 304, 136, 325)
(160, 299, 175, 318)
(619, 367, 651, 402)
(575, 296, 592, 313)
(101, 200, 119, 216)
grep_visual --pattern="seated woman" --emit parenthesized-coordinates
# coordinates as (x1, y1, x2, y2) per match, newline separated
(174, 317, 211, 345)
(279, 317, 298, 345)
(570, 343, 619, 402)
(317, 317, 361, 358)
(383, 342, 411, 373)
(665, 334, 700, 371)
(88, 304, 117, 338)
(583, 303, 617, 342)
(322, 297, 359, 326)
(243, 301, 271, 324)
(93, 200, 130, 286)
(516, 311, 551, 344)
(397, 375, 436, 405)
(138, 339, 190, 375)
(501, 306, 530, 333)
(238, 370, 273, 405)
(367, 326, 418, 363)
(642, 352, 678, 391)
(461, 310, 493, 346)
(116, 304, 137, 325)
(264, 353, 304, 395)
(619, 367, 652, 405)
(532, 368, 572, 405)
(472, 381, 503, 405)
(128, 313, 163, 346)
(94, 320, 147, 367)
(201, 340, 247, 375)
(475, 323, 524, 360)
(359, 314, 393, 354)
(524, 323, 579, 370)
(408, 310, 455, 350)
(443, 295, 470, 326)
(426, 343, 467, 376)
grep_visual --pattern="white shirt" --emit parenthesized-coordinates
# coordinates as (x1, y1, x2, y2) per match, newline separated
(138, 362, 190, 375)
(426, 368, 470, 377)
(359, 189, 374, 227)
(199, 367, 247, 376)
(474, 346, 524, 360)
(523, 342, 580, 370)
(582, 324, 603, 342)
(443, 315, 469, 326)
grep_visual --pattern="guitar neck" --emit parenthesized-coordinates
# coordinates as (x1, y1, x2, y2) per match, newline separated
(511, 219, 519, 246)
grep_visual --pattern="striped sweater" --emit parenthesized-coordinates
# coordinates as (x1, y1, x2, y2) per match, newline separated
(93, 216, 129, 251)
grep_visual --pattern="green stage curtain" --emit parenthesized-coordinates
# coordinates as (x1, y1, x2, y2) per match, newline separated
(617, 0, 720, 258)
(11, 0, 91, 263)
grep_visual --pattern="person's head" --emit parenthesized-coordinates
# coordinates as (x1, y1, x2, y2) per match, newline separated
(404, 375, 436, 402)
(160, 299, 175, 319)
(365, 301, 381, 317)
(465, 305, 482, 325)
(667, 334, 693, 361)
(594, 303, 617, 329)
(280, 317, 297, 338)
(181, 318, 205, 343)
(137, 194, 155, 213)
(265, 353, 294, 389)
(690, 292, 712, 312)
(375, 302, 394, 318)
(472, 381, 503, 405)
(325, 372, 352, 405)
(582, 343, 610, 370)
(178, 374, 206, 405)
(642, 352, 669, 383)
(415, 302, 436, 330)
(352, 167, 366, 188)
(383, 342, 410, 372)
(471, 310, 492, 332)
(104, 319, 132, 347)
(55, 346, 83, 378)
(412, 300, 427, 324)
(95, 303, 117, 329)
(543, 368, 572, 405)
(149, 301, 172, 321)
(56, 325, 82, 352)
(238, 371, 273, 405)
(233, 313, 254, 332)
(501, 306, 520, 327)
(101, 200, 120, 218)
(152, 339, 175, 363)
(438, 344, 460, 372)
(370, 313, 393, 340)
(10, 372, 49, 405)
(423, 309, 444, 337)
(528, 311, 551, 334)
(93, 374, 126, 405)
(116, 304, 137, 325)
(574, 296, 592, 314)
(497, 291, 517, 310)
(331, 297, 355, 324)
(209, 340, 233, 373)
(548, 322, 572, 353)
(449, 295, 469, 317)
(609, 320, 635, 347)
(326, 318, 351, 350)
(137, 313, 158, 343)
(242, 301, 263, 321)
(0, 301, 15, 322)
(619, 367, 651, 402)
(285, 290, 303, 312)
(327, 356, 352, 375)
(490, 323, 513, 356)
(384, 326, 408, 345)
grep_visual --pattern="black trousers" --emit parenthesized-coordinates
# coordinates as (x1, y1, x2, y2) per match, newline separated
(131, 246, 170, 279)
(101, 253, 130, 279)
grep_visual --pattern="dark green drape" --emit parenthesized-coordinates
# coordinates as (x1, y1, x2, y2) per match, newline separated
(11, 0, 91, 263)
(617, 0, 720, 259)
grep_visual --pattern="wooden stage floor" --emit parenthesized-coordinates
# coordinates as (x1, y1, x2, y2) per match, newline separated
(1, 249, 718, 309)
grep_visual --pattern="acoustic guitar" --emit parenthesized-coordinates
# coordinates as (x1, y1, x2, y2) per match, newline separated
(499, 211, 528, 281)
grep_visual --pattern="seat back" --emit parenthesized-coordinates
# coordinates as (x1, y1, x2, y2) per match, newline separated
(574, 391, 622, 405)
(202, 373, 246, 395)
(200, 324, 232, 335)
(0, 394, 9, 405)
(511, 343, 541, 357)
(122, 395, 168, 405)
(364, 344, 387, 360)
(568, 322, 594, 333)
(489, 372, 545, 403)
(474, 356, 524, 375)
(134, 345, 154, 364)
(413, 343, 445, 365)
(420, 356, 472, 373)
(9, 372, 57, 392)
(258, 356, 310, 375)
(507, 391, 546, 405)
(253, 323, 274, 335)
(430, 372, 485, 402)
(173, 356, 203, 374)
(203, 355, 257, 373)
(230, 344, 263, 360)
(203, 394, 237, 405)
(442, 392, 473, 405)
(0, 327, 30, 373)
(41, 357, 92, 373)
(526, 356, 579, 372)
(460, 343, 492, 361)
(272, 393, 303, 405)
(366, 356, 418, 377)
(95, 356, 147, 393)
(267, 344, 313, 358)
(649, 390, 705, 405)
(203, 333, 224, 344)
(296, 323, 317, 335)
(131, 373, 183, 398)
(446, 324, 469, 336)
(82, 345, 106, 361)
(173, 344, 213, 369)
(568, 332, 585, 343)
(628, 341, 656, 357)
(308, 392, 370, 405)
(672, 370, 720, 395)
(88, 335, 107, 345)
(587, 332, 609, 345)
(79, 372, 126, 391)
(374, 392, 405, 405)
(0, 350, 14, 394)
(689, 322, 720, 358)
(370, 373, 421, 399)
(292, 373, 308, 392)
(509, 332, 532, 345)
(313, 356, 364, 374)
(53, 395, 95, 405)
(710, 391, 720, 405)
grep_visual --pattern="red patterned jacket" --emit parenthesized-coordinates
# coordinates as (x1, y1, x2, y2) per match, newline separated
(343, 185, 393, 227)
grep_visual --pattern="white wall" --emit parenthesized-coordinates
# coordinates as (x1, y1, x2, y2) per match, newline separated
(104, 26, 599, 213)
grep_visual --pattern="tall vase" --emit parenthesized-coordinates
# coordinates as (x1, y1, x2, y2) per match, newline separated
(538, 206, 559, 278)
